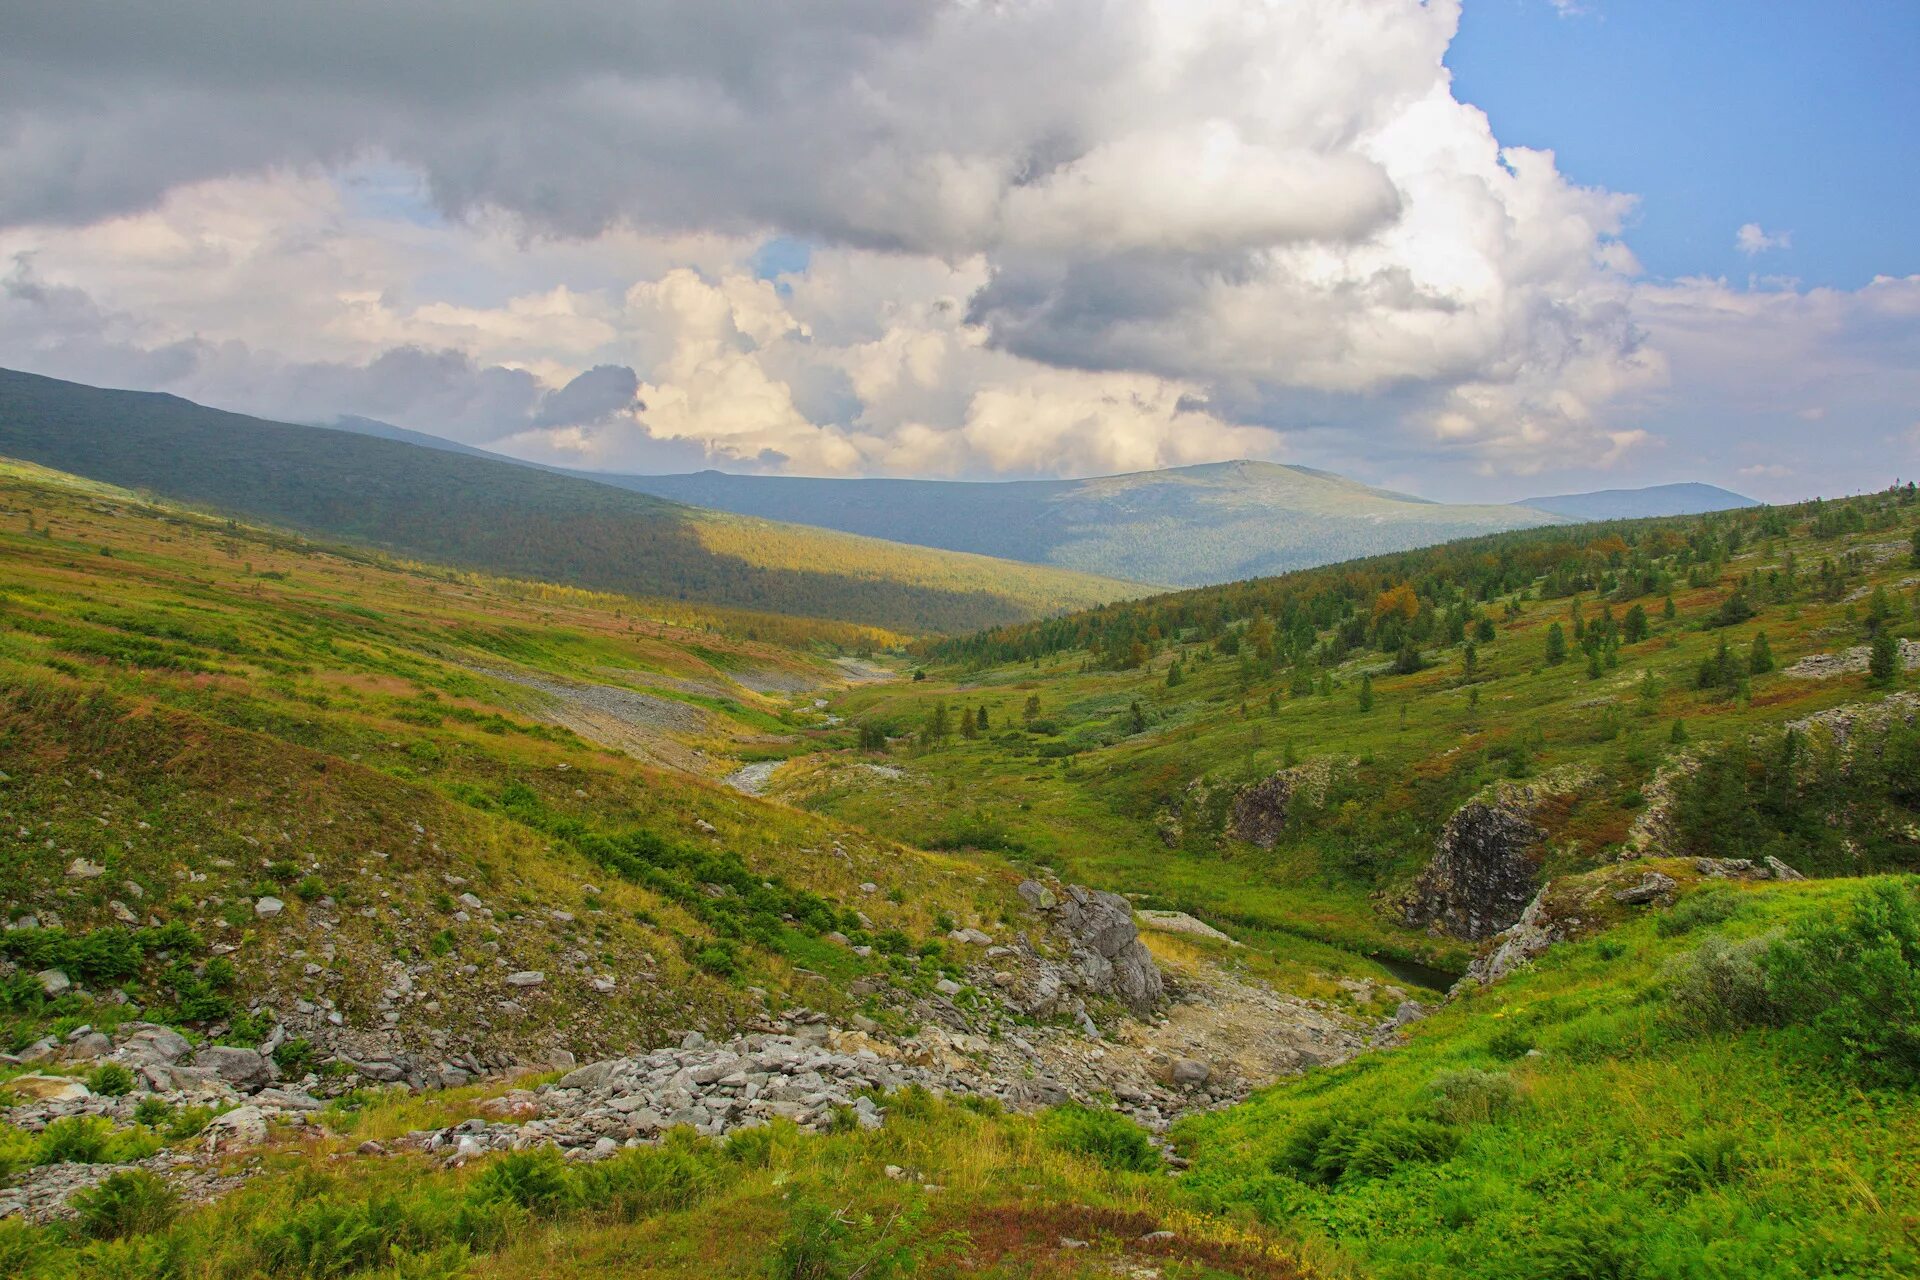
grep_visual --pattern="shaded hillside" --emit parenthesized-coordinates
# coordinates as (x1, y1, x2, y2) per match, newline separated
(0, 368, 1135, 633)
(1519, 481, 1758, 520)
(591, 460, 1562, 587)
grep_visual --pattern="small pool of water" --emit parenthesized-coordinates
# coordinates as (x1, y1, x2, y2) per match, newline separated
(1372, 953, 1464, 993)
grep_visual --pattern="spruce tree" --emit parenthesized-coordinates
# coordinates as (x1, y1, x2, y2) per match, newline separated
(1358, 673, 1374, 712)
(1868, 629, 1899, 685)
(1749, 631, 1775, 674)
(1545, 622, 1568, 666)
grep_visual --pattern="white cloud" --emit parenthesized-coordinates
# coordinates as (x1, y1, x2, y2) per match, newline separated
(1736, 223, 1792, 256)
(0, 2, 1903, 498)
(1737, 463, 1792, 479)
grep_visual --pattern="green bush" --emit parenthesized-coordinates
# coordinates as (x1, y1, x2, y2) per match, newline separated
(72, 1169, 178, 1239)
(253, 1193, 436, 1278)
(1765, 880, 1920, 1083)
(86, 1062, 136, 1097)
(468, 1148, 574, 1215)
(1426, 1068, 1519, 1125)
(36, 1115, 114, 1165)
(1664, 934, 1777, 1033)
(765, 1194, 945, 1280)
(1273, 1112, 1461, 1185)
(1655, 887, 1744, 937)
(573, 1134, 727, 1220)
(1039, 1103, 1160, 1173)
(132, 1096, 173, 1127)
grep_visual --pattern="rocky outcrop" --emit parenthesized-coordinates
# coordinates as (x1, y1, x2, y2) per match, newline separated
(1018, 881, 1164, 1017)
(1400, 771, 1593, 941)
(1458, 858, 1800, 993)
(1226, 772, 1297, 848)
(1223, 758, 1347, 849)
(1784, 641, 1920, 680)
(1401, 800, 1544, 941)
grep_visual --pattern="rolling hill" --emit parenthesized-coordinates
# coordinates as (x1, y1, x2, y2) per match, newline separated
(576, 460, 1565, 587)
(0, 368, 1138, 633)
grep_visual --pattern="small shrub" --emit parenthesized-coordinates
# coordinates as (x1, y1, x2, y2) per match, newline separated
(1485, 1024, 1535, 1061)
(164, 1106, 215, 1141)
(1427, 1068, 1519, 1125)
(1764, 879, 1920, 1082)
(132, 1096, 173, 1127)
(1655, 887, 1743, 937)
(1664, 934, 1777, 1033)
(72, 1169, 178, 1239)
(86, 1062, 136, 1097)
(574, 1134, 727, 1220)
(0, 1220, 49, 1276)
(1274, 1112, 1460, 1185)
(469, 1148, 574, 1215)
(36, 1115, 114, 1165)
(765, 1194, 949, 1280)
(1039, 1104, 1160, 1173)
(1650, 1129, 1749, 1196)
(274, 1037, 319, 1077)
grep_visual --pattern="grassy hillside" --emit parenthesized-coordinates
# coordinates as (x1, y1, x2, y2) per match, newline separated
(0, 369, 1137, 633)
(588, 460, 1561, 588)
(2, 459, 1916, 1278)
(0, 459, 1033, 1069)
(795, 486, 1919, 978)
(1178, 868, 1920, 1278)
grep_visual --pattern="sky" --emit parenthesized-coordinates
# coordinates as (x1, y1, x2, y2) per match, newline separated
(0, 0, 1914, 504)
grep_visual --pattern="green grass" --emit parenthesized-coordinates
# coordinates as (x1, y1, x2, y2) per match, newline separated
(1174, 874, 1920, 1279)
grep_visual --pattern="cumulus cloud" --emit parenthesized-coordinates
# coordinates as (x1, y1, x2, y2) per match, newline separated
(1736, 223, 1792, 256)
(0, 1, 1904, 496)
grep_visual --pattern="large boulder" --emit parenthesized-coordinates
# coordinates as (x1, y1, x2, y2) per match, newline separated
(202, 1105, 268, 1153)
(114, 1024, 193, 1069)
(1020, 881, 1164, 1016)
(191, 1045, 275, 1092)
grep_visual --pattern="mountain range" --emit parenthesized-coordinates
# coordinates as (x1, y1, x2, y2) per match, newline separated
(323, 416, 1756, 587)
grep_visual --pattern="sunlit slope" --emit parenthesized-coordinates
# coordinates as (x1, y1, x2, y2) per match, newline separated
(0, 367, 1139, 633)
(0, 460, 1024, 1056)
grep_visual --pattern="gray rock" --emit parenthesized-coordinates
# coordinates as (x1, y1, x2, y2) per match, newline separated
(1168, 1058, 1212, 1087)
(202, 1105, 268, 1152)
(1612, 872, 1677, 905)
(34, 969, 71, 997)
(1041, 884, 1164, 1016)
(191, 1045, 275, 1091)
(1763, 856, 1805, 882)
(65, 858, 107, 879)
(505, 971, 546, 987)
(115, 1024, 193, 1068)
(254, 896, 285, 918)
(557, 1059, 622, 1092)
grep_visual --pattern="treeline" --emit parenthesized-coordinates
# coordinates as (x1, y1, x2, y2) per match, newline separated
(926, 486, 1920, 669)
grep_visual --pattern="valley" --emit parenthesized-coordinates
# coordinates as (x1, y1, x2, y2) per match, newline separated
(1, 454, 1917, 1278)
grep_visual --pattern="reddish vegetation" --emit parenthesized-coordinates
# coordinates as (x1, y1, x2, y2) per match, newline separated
(943, 1204, 1303, 1278)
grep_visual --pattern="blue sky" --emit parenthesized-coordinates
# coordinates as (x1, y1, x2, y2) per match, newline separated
(1449, 0, 1920, 288)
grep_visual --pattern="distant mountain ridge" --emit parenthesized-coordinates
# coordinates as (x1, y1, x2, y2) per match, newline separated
(563, 460, 1565, 587)
(1517, 482, 1757, 521)
(0, 368, 1136, 633)
(321, 414, 1756, 588)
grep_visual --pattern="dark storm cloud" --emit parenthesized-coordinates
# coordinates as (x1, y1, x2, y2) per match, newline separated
(533, 364, 642, 428)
